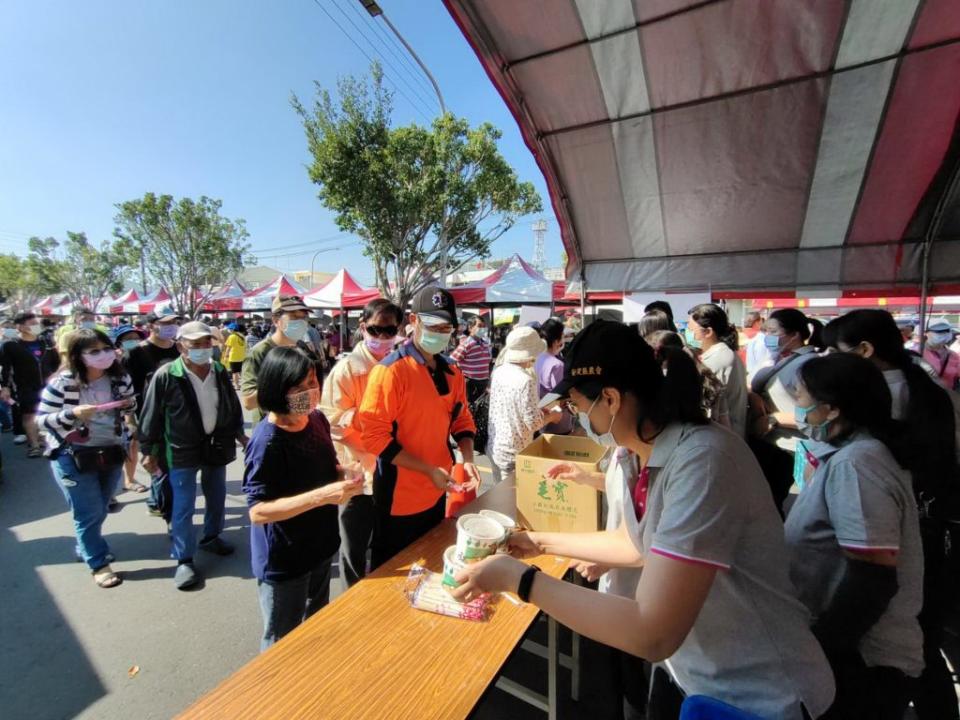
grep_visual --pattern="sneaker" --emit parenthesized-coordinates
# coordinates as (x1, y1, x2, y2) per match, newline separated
(13, 435, 26, 444)
(199, 535, 234, 556)
(27, 445, 43, 458)
(147, 505, 162, 517)
(174, 562, 201, 590)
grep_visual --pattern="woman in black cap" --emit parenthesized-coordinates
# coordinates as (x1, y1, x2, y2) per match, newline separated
(452, 320, 835, 720)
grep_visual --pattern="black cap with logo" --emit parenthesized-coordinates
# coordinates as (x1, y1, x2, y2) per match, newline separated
(540, 320, 659, 406)
(410, 285, 457, 324)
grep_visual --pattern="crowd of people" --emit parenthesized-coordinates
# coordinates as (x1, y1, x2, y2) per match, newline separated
(7, 290, 960, 718)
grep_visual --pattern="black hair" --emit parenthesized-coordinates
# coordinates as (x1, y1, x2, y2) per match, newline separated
(466, 316, 486, 332)
(539, 318, 565, 347)
(256, 346, 315, 415)
(73, 306, 94, 317)
(66, 329, 123, 384)
(235, 323, 247, 334)
(644, 300, 675, 326)
(689, 303, 739, 351)
(799, 354, 907, 468)
(362, 298, 403, 325)
(573, 321, 705, 442)
(639, 310, 674, 339)
(13, 312, 36, 325)
(829, 309, 959, 502)
(769, 308, 823, 350)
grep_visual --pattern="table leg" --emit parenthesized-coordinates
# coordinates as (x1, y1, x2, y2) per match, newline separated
(548, 615, 558, 720)
(571, 630, 580, 701)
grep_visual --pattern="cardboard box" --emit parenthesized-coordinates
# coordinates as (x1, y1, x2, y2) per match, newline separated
(516, 434, 604, 533)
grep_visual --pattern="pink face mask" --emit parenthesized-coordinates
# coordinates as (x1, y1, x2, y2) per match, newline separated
(83, 348, 116, 370)
(364, 332, 396, 356)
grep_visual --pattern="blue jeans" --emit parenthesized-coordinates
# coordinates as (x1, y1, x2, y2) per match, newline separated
(51, 453, 123, 570)
(0, 400, 12, 430)
(257, 555, 334, 651)
(169, 465, 227, 561)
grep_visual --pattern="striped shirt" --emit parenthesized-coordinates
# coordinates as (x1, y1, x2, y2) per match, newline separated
(450, 335, 492, 381)
(37, 370, 136, 452)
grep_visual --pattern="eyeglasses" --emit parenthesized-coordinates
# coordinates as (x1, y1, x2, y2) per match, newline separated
(366, 324, 399, 338)
(82, 348, 113, 358)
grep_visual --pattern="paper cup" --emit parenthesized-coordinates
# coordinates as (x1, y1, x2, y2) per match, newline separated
(479, 509, 517, 550)
(455, 514, 505, 562)
(442, 545, 467, 588)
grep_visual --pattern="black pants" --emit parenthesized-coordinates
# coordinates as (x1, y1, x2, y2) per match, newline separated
(611, 648, 649, 720)
(646, 666, 684, 720)
(465, 378, 488, 406)
(339, 493, 375, 587)
(821, 652, 911, 720)
(370, 495, 445, 571)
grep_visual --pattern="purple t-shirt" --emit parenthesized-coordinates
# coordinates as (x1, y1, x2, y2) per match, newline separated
(242, 410, 341, 581)
(534, 352, 573, 434)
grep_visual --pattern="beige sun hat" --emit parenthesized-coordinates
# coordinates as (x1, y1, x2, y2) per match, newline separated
(502, 326, 546, 364)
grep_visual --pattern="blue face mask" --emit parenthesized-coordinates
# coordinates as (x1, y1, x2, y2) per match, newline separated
(283, 318, 308, 342)
(187, 348, 213, 365)
(684, 327, 702, 350)
(794, 403, 830, 442)
(80, 320, 96, 330)
(121, 339, 139, 352)
(578, 397, 618, 448)
(763, 334, 781, 351)
(418, 327, 451, 355)
(2, 328, 18, 339)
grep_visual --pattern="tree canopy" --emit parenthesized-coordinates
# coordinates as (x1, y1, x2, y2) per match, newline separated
(292, 63, 542, 306)
(113, 193, 251, 318)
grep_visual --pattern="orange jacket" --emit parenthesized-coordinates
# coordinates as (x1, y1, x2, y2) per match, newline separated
(360, 341, 476, 516)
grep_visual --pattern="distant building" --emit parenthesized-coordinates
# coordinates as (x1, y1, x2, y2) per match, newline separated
(292, 269, 335, 290)
(240, 266, 284, 288)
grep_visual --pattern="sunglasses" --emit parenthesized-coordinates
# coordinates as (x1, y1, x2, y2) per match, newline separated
(366, 325, 399, 338)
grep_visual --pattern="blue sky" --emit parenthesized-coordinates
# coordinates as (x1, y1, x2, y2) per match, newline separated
(0, 0, 562, 289)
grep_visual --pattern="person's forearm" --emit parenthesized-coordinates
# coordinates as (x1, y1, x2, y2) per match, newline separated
(392, 449, 434, 475)
(249, 488, 326, 524)
(457, 437, 475, 464)
(534, 528, 643, 567)
(241, 392, 258, 410)
(525, 573, 668, 660)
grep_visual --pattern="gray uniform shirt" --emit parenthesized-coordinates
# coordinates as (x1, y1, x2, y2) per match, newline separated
(761, 346, 819, 451)
(784, 434, 924, 677)
(700, 342, 748, 437)
(631, 422, 835, 719)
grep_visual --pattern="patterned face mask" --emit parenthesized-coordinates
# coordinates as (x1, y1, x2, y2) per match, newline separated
(287, 387, 320, 416)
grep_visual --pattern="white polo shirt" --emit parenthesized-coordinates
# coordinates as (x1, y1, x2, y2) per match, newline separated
(630, 422, 835, 719)
(186, 365, 219, 435)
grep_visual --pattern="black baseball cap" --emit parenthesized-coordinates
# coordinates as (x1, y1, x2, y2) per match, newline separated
(410, 285, 457, 325)
(540, 320, 658, 407)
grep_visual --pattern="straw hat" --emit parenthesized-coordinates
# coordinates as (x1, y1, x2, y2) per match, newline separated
(502, 326, 546, 364)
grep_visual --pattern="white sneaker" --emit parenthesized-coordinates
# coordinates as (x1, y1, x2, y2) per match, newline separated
(13, 435, 26, 444)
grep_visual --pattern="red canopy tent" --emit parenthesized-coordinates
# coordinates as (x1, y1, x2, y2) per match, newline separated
(242, 274, 308, 311)
(33, 295, 60, 315)
(109, 289, 139, 314)
(202, 278, 248, 312)
(447, 254, 556, 305)
(137, 287, 172, 315)
(304, 268, 381, 309)
(445, 0, 960, 328)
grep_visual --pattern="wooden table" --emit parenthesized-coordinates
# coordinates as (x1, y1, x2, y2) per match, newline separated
(177, 480, 573, 720)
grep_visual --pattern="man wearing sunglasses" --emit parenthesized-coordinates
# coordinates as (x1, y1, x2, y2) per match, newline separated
(320, 297, 404, 586)
(359, 286, 481, 569)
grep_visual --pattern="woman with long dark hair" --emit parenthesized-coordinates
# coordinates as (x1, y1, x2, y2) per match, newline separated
(826, 309, 959, 720)
(687, 304, 747, 436)
(535, 319, 573, 434)
(37, 329, 136, 588)
(453, 320, 834, 719)
(784, 353, 923, 719)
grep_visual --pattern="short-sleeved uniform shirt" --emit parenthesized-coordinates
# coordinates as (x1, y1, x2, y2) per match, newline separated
(784, 433, 924, 677)
(598, 447, 642, 599)
(632, 422, 835, 720)
(700, 342, 748, 438)
(242, 411, 341, 582)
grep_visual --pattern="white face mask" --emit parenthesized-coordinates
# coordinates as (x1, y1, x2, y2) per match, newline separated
(577, 396, 618, 448)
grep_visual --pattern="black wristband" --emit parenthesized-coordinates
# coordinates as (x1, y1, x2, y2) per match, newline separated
(517, 564, 541, 603)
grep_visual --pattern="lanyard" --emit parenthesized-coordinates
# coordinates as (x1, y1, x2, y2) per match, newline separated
(633, 465, 650, 521)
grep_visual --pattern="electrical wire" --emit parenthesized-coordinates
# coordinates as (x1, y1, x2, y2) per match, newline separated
(248, 232, 351, 254)
(310, 0, 434, 124)
(253, 240, 362, 261)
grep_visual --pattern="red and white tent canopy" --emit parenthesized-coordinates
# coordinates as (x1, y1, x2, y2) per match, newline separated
(242, 274, 308, 310)
(446, 0, 960, 294)
(203, 278, 248, 312)
(136, 287, 172, 315)
(304, 268, 381, 309)
(33, 294, 61, 315)
(447, 254, 557, 305)
(109, 289, 139, 314)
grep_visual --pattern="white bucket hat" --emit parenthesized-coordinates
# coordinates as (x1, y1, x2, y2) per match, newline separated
(502, 326, 546, 364)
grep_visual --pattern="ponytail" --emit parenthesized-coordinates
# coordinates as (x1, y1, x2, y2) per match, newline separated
(689, 303, 739, 351)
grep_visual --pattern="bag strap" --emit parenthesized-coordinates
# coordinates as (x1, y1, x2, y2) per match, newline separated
(750, 351, 804, 396)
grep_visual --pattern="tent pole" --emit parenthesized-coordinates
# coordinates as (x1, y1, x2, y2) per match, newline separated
(579, 276, 586, 326)
(340, 304, 345, 353)
(918, 242, 931, 354)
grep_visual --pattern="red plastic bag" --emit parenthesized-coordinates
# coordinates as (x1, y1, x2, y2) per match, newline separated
(445, 463, 476, 518)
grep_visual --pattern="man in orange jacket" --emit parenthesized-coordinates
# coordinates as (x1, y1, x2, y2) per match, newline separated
(360, 286, 480, 568)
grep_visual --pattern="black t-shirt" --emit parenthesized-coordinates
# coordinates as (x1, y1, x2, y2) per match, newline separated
(1, 337, 58, 393)
(242, 411, 341, 582)
(125, 341, 181, 401)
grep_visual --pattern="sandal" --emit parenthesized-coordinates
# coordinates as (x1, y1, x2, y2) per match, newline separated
(93, 565, 122, 589)
(27, 446, 43, 458)
(124, 481, 148, 493)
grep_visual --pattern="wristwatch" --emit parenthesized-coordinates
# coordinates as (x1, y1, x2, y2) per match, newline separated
(517, 564, 542, 603)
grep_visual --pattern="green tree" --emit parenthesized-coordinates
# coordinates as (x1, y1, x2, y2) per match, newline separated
(0, 253, 25, 305)
(113, 193, 251, 318)
(60, 231, 131, 311)
(292, 63, 542, 306)
(24, 236, 68, 298)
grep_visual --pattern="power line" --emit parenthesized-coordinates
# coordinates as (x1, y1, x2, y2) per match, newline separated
(329, 0, 438, 115)
(248, 233, 351, 254)
(254, 240, 362, 261)
(310, 0, 433, 124)
(343, 0, 438, 103)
